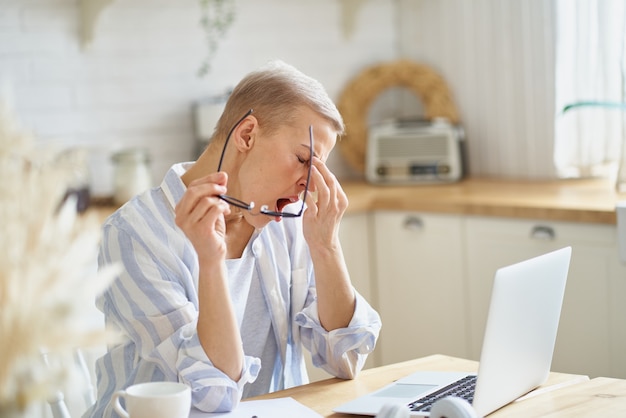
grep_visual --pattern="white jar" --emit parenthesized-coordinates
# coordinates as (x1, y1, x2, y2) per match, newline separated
(112, 148, 152, 206)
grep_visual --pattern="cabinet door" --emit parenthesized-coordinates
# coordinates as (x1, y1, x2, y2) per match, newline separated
(373, 211, 468, 365)
(464, 216, 626, 378)
(340, 212, 374, 303)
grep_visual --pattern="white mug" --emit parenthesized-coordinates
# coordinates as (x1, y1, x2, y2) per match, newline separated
(111, 381, 191, 418)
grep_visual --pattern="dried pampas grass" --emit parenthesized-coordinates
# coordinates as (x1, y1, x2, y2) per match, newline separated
(0, 104, 119, 411)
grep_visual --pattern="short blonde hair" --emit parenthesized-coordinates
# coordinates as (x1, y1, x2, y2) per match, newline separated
(212, 60, 344, 143)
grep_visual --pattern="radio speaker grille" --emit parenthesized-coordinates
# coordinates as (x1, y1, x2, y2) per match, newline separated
(377, 135, 449, 158)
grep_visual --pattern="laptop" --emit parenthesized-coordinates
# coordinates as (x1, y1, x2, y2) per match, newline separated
(333, 246, 572, 417)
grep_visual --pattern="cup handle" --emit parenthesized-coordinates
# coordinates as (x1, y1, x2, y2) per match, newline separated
(111, 390, 130, 418)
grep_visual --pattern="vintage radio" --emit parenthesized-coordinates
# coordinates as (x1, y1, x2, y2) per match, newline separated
(366, 118, 465, 184)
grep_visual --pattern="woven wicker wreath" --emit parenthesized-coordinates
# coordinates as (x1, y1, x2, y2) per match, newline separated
(337, 59, 460, 173)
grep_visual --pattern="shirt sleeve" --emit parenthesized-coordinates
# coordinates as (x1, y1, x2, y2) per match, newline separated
(294, 289, 382, 379)
(99, 220, 261, 413)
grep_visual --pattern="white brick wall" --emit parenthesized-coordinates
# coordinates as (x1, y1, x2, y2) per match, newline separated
(1, 0, 559, 194)
(398, 0, 558, 179)
(1, 0, 396, 196)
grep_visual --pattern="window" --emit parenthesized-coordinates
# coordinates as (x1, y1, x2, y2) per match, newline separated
(554, 0, 626, 190)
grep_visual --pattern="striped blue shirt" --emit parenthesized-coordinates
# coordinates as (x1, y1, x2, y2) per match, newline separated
(85, 163, 381, 418)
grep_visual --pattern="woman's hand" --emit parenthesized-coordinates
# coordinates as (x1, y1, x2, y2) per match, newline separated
(302, 157, 348, 250)
(175, 172, 231, 261)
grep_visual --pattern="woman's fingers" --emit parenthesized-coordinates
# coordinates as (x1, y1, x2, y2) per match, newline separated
(175, 172, 231, 244)
(308, 158, 348, 215)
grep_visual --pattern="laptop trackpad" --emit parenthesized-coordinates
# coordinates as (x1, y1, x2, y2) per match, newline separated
(374, 384, 437, 399)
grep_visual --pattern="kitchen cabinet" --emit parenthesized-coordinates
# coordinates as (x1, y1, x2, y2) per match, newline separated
(372, 211, 468, 365)
(464, 216, 626, 379)
(370, 209, 626, 379)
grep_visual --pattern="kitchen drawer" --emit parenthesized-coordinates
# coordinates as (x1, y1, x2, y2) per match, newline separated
(464, 215, 616, 247)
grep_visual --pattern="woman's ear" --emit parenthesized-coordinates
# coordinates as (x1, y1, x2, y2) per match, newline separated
(232, 115, 258, 152)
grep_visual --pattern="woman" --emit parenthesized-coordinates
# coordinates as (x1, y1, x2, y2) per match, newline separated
(87, 60, 381, 418)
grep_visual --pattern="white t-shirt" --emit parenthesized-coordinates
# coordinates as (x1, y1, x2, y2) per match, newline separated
(226, 251, 277, 399)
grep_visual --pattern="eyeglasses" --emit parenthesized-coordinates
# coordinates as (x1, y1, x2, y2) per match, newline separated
(216, 109, 314, 218)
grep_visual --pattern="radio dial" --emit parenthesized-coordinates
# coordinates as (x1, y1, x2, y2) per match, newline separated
(376, 165, 389, 177)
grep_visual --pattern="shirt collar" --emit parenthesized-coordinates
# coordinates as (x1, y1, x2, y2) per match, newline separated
(160, 162, 194, 210)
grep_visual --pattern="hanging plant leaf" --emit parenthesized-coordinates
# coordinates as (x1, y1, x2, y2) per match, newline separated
(197, 0, 236, 77)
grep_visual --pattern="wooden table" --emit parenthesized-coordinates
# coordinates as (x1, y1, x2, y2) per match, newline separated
(493, 376, 626, 417)
(251, 354, 626, 417)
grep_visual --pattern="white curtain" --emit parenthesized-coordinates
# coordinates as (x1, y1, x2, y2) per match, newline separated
(554, 0, 626, 182)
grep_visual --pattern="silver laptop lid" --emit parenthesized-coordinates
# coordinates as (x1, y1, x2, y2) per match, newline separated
(472, 246, 571, 416)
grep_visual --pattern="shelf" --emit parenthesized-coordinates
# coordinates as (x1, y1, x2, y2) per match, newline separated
(79, 0, 116, 48)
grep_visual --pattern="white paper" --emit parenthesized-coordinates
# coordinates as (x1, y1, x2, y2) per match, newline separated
(188, 397, 322, 418)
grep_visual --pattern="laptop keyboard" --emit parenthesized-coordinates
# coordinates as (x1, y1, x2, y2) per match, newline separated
(408, 375, 477, 412)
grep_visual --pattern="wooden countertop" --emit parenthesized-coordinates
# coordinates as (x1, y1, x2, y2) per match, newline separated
(342, 177, 625, 225)
(89, 177, 626, 225)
